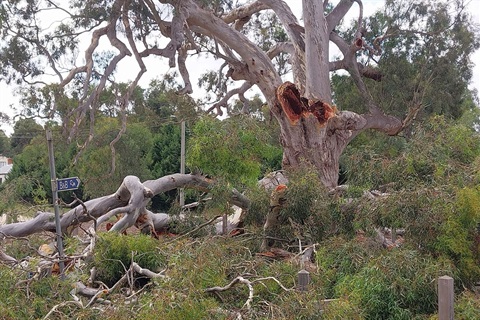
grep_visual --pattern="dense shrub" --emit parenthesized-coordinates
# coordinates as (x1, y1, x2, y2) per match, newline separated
(334, 249, 455, 319)
(341, 116, 480, 189)
(454, 291, 480, 320)
(436, 186, 480, 286)
(250, 166, 356, 246)
(316, 237, 381, 298)
(93, 233, 166, 286)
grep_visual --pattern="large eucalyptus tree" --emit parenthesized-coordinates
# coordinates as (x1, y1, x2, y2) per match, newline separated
(0, 0, 478, 238)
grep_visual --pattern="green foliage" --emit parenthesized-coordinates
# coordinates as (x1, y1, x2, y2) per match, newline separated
(10, 118, 44, 155)
(317, 237, 381, 298)
(280, 168, 326, 224)
(28, 275, 73, 317)
(321, 298, 364, 320)
(148, 123, 182, 180)
(342, 116, 480, 189)
(0, 268, 27, 319)
(340, 115, 480, 288)
(0, 230, 477, 319)
(135, 237, 236, 319)
(136, 236, 323, 320)
(436, 187, 480, 285)
(188, 116, 282, 188)
(244, 185, 271, 227)
(334, 249, 455, 320)
(4, 235, 47, 260)
(343, 187, 480, 289)
(260, 166, 356, 244)
(0, 129, 11, 156)
(0, 266, 71, 319)
(454, 291, 480, 320)
(334, 0, 479, 121)
(4, 136, 50, 204)
(93, 232, 166, 286)
(141, 76, 200, 122)
(76, 118, 153, 198)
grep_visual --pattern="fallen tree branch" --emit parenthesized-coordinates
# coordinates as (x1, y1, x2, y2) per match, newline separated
(206, 276, 255, 309)
(0, 249, 18, 265)
(205, 275, 292, 310)
(132, 262, 166, 279)
(42, 301, 83, 320)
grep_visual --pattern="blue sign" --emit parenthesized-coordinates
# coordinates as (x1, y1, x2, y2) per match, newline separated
(57, 177, 81, 192)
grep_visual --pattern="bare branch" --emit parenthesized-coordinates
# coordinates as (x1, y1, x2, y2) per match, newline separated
(206, 81, 253, 115)
(205, 276, 255, 309)
(222, 1, 269, 25)
(326, 0, 357, 33)
(206, 275, 292, 310)
(177, 46, 193, 94)
(267, 42, 295, 58)
(42, 301, 83, 320)
(0, 250, 18, 265)
(132, 262, 166, 278)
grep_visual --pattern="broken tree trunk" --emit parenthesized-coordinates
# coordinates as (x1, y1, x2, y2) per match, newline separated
(274, 82, 367, 189)
(261, 184, 288, 250)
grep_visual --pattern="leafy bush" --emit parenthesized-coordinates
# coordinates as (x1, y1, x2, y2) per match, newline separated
(321, 298, 364, 320)
(341, 116, 480, 189)
(454, 291, 480, 320)
(316, 237, 381, 298)
(436, 187, 480, 286)
(334, 249, 455, 319)
(93, 233, 166, 286)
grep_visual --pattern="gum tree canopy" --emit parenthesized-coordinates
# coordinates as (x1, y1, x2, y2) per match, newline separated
(0, 0, 477, 189)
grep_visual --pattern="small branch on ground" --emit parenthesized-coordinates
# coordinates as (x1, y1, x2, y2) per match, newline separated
(205, 275, 292, 310)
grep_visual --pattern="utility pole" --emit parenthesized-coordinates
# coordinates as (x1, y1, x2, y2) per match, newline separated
(46, 129, 66, 278)
(179, 120, 186, 207)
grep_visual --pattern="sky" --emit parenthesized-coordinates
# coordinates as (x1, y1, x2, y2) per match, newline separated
(1, 0, 479, 136)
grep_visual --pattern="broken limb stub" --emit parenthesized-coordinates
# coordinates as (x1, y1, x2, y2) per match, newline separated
(276, 81, 337, 126)
(261, 184, 288, 250)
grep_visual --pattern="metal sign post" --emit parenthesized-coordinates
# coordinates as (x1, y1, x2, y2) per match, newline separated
(180, 120, 185, 207)
(46, 129, 66, 278)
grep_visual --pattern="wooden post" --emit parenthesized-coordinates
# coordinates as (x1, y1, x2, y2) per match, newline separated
(438, 275, 454, 320)
(297, 269, 310, 291)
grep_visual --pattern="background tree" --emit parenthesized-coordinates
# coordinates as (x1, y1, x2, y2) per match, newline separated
(72, 118, 153, 198)
(9, 118, 43, 155)
(333, 0, 478, 122)
(0, 129, 10, 156)
(188, 115, 282, 187)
